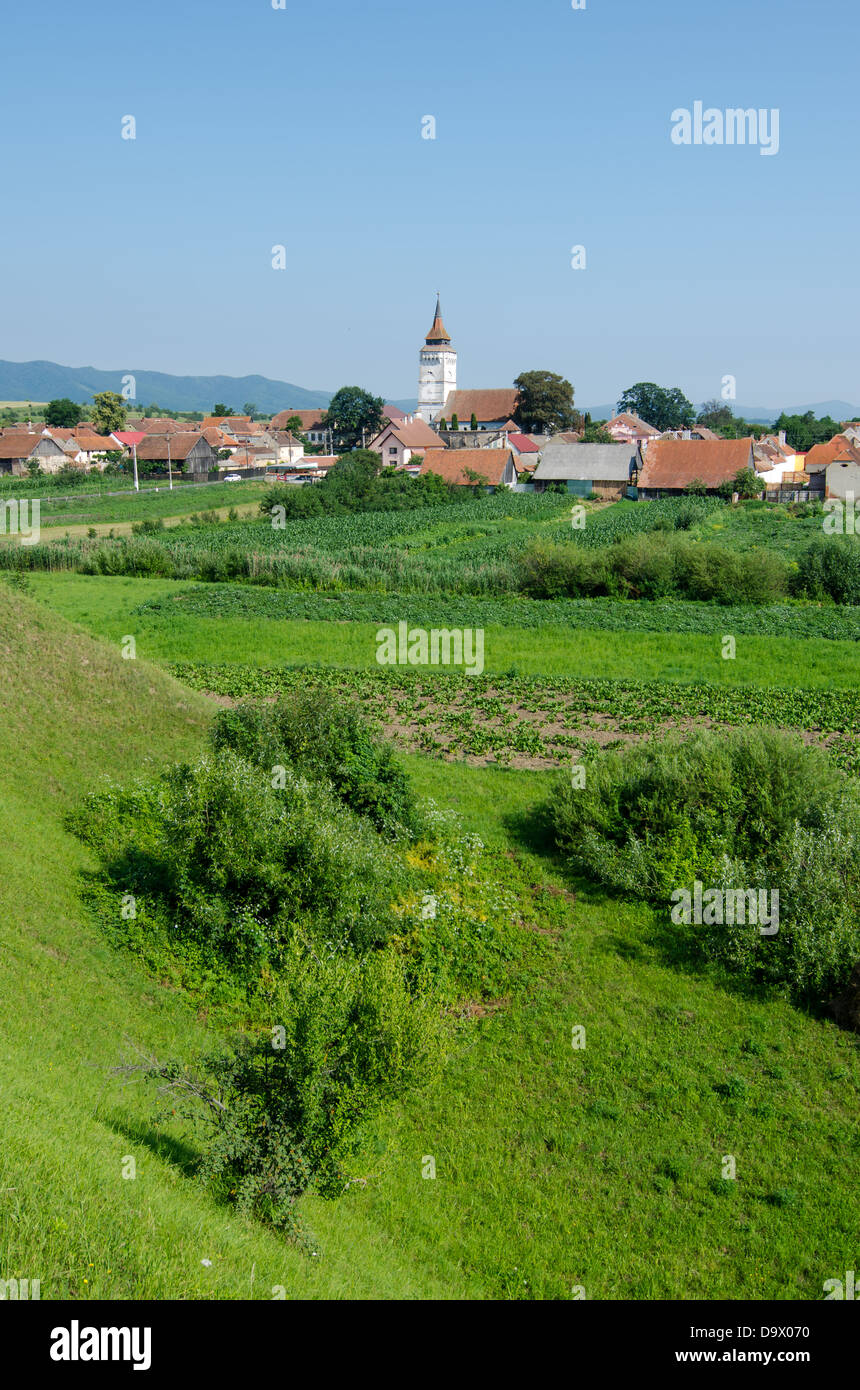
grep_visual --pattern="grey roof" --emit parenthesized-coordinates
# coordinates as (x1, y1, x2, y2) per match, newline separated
(532, 442, 639, 482)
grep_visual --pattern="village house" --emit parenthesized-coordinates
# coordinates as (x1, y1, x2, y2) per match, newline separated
(825, 454, 860, 501)
(419, 447, 518, 489)
(503, 431, 542, 462)
(134, 431, 218, 474)
(603, 412, 662, 448)
(635, 437, 757, 497)
(532, 442, 639, 498)
(368, 417, 442, 469)
(269, 409, 329, 447)
(0, 429, 71, 475)
(752, 432, 803, 486)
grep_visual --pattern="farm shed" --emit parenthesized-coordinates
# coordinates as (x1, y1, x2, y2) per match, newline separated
(531, 442, 640, 498)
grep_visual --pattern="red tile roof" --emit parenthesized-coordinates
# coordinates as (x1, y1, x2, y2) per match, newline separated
(419, 447, 514, 486)
(0, 431, 39, 459)
(804, 436, 860, 472)
(441, 389, 520, 424)
(269, 409, 326, 432)
(135, 432, 214, 462)
(637, 437, 755, 490)
(506, 432, 540, 453)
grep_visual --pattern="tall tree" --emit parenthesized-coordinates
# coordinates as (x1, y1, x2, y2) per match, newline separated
(697, 399, 735, 432)
(321, 387, 385, 450)
(618, 382, 695, 432)
(242, 402, 258, 419)
(212, 403, 235, 417)
(44, 398, 83, 427)
(772, 410, 843, 452)
(513, 370, 579, 434)
(90, 391, 127, 435)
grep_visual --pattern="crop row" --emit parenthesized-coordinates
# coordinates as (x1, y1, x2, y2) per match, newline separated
(137, 586, 860, 641)
(168, 663, 860, 773)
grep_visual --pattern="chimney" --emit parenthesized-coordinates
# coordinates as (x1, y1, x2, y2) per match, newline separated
(779, 430, 786, 447)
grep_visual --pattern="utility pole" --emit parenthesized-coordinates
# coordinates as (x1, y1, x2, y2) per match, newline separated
(167, 431, 173, 490)
(132, 440, 139, 492)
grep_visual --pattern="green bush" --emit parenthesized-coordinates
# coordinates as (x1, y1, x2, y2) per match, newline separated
(546, 729, 860, 1005)
(211, 689, 417, 837)
(76, 750, 409, 970)
(142, 944, 442, 1235)
(795, 537, 860, 605)
(517, 534, 789, 604)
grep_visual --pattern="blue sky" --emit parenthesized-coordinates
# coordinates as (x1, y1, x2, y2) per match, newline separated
(1, 0, 857, 409)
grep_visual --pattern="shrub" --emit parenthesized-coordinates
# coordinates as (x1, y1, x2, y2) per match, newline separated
(546, 728, 860, 1005)
(517, 534, 789, 604)
(795, 537, 860, 605)
(138, 941, 442, 1236)
(212, 689, 417, 837)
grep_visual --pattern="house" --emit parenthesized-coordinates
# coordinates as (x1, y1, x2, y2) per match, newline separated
(804, 434, 860, 474)
(270, 431, 306, 466)
(419, 447, 518, 488)
(504, 431, 542, 460)
(59, 427, 118, 468)
(140, 417, 188, 434)
(268, 409, 329, 446)
(0, 430, 70, 475)
(603, 412, 661, 447)
(201, 415, 253, 432)
(369, 417, 442, 469)
(825, 456, 860, 501)
(636, 437, 756, 497)
(134, 431, 218, 474)
(753, 432, 802, 485)
(660, 425, 721, 442)
(532, 443, 639, 498)
(439, 389, 520, 432)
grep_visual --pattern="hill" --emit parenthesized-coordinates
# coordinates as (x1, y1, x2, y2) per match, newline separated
(0, 582, 460, 1298)
(0, 360, 332, 414)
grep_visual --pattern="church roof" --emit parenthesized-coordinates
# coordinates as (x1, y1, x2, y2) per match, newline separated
(425, 294, 451, 345)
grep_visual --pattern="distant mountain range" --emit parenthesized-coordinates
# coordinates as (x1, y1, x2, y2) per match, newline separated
(0, 360, 332, 413)
(585, 401, 860, 425)
(0, 361, 856, 426)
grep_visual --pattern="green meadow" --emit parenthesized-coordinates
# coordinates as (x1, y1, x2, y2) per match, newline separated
(24, 572, 860, 689)
(3, 490, 860, 1301)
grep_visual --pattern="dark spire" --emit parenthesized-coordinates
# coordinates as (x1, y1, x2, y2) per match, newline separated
(425, 294, 451, 344)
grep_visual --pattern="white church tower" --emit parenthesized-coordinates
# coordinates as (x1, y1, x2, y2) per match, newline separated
(416, 294, 456, 423)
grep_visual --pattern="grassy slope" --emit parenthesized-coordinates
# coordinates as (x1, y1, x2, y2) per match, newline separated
(3, 584, 860, 1300)
(0, 588, 467, 1299)
(24, 573, 860, 689)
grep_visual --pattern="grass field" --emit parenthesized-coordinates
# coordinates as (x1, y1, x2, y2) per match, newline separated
(2, 589, 859, 1300)
(24, 572, 860, 689)
(8, 479, 271, 536)
(5, 492, 860, 1302)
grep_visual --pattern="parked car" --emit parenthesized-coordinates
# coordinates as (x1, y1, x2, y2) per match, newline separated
(223, 473, 243, 483)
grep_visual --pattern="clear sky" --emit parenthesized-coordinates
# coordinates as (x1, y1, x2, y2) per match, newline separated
(1, 0, 857, 410)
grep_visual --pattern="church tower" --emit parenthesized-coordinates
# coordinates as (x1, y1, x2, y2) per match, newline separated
(416, 294, 456, 423)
